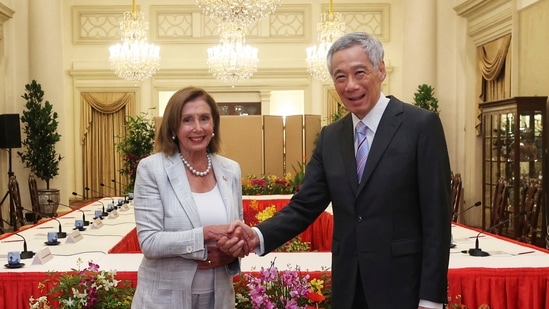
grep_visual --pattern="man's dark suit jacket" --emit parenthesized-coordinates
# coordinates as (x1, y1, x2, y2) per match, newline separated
(256, 96, 452, 308)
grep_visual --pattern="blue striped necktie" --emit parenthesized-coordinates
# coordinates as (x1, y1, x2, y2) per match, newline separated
(356, 121, 369, 182)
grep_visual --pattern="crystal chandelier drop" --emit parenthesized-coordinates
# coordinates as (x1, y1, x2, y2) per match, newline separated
(196, 0, 281, 27)
(305, 0, 345, 83)
(109, 0, 160, 82)
(207, 22, 259, 85)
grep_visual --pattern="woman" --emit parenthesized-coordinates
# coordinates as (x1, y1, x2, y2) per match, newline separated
(131, 86, 243, 309)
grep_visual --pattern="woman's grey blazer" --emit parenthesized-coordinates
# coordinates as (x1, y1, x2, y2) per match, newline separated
(131, 152, 243, 309)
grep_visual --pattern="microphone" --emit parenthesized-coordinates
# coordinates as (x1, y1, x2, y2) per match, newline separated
(100, 182, 117, 194)
(85, 186, 103, 198)
(95, 199, 109, 218)
(13, 232, 35, 259)
(17, 206, 67, 238)
(111, 178, 127, 191)
(111, 179, 130, 204)
(468, 210, 528, 257)
(453, 201, 482, 222)
(100, 183, 116, 205)
(52, 198, 89, 226)
(71, 191, 87, 200)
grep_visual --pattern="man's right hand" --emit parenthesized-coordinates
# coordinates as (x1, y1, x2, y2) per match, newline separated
(217, 220, 259, 257)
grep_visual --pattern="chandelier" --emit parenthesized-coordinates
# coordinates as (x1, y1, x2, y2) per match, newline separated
(109, 0, 160, 82)
(305, 0, 345, 83)
(207, 22, 259, 85)
(196, 0, 281, 27)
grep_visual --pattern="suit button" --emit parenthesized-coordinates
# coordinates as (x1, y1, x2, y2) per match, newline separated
(356, 215, 363, 223)
(186, 246, 193, 253)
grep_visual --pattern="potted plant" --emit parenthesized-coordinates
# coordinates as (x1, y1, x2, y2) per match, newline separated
(17, 80, 63, 217)
(413, 83, 439, 113)
(115, 110, 156, 194)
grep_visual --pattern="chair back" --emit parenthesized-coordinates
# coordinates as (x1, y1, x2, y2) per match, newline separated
(451, 173, 463, 222)
(8, 176, 25, 230)
(491, 177, 509, 235)
(518, 179, 543, 244)
(28, 173, 41, 223)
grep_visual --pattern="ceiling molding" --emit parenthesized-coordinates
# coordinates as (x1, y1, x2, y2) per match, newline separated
(454, 0, 513, 46)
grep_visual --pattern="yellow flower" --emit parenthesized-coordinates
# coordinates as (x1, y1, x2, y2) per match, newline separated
(256, 205, 277, 222)
(310, 278, 324, 293)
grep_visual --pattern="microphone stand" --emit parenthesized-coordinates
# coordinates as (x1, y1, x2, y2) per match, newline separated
(85, 186, 103, 198)
(13, 232, 35, 259)
(17, 206, 66, 238)
(58, 197, 90, 226)
(451, 201, 481, 248)
(456, 201, 482, 218)
(111, 178, 128, 198)
(100, 183, 116, 205)
(96, 199, 109, 217)
(469, 210, 528, 257)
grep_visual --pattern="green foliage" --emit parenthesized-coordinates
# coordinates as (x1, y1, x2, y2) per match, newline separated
(330, 103, 348, 122)
(17, 80, 62, 189)
(115, 110, 156, 193)
(413, 84, 439, 113)
(291, 160, 306, 192)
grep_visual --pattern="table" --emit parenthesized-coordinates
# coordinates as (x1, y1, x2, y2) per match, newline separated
(108, 195, 335, 254)
(4, 199, 549, 309)
(0, 198, 136, 309)
(448, 223, 549, 308)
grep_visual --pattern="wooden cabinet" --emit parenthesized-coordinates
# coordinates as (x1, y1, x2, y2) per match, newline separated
(480, 96, 548, 246)
(217, 103, 261, 115)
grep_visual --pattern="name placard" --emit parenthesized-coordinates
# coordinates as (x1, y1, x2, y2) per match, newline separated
(108, 210, 119, 219)
(66, 230, 84, 243)
(32, 247, 54, 265)
(91, 218, 104, 229)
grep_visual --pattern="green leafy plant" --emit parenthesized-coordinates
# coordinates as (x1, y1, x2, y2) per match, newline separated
(413, 83, 439, 113)
(29, 258, 134, 309)
(115, 110, 156, 193)
(18, 80, 62, 189)
(330, 103, 347, 122)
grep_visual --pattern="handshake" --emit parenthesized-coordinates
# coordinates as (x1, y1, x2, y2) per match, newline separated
(207, 220, 259, 258)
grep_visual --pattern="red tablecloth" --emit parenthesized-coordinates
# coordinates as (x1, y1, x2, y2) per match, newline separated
(242, 197, 333, 252)
(109, 197, 334, 254)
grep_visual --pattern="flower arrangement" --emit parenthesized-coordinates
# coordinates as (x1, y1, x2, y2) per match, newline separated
(248, 205, 311, 252)
(29, 258, 135, 309)
(234, 260, 331, 309)
(242, 159, 306, 195)
(242, 173, 297, 195)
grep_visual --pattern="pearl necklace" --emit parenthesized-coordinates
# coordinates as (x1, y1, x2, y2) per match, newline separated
(180, 153, 212, 177)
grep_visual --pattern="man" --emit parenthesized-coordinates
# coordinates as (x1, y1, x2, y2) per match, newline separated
(221, 32, 451, 309)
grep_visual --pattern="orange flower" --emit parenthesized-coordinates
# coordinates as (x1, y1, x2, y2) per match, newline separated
(307, 291, 325, 302)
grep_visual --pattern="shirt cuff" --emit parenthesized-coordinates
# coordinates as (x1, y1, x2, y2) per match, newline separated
(419, 299, 442, 309)
(251, 227, 265, 255)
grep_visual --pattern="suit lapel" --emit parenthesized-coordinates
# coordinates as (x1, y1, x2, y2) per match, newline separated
(210, 155, 236, 221)
(338, 114, 360, 195)
(358, 98, 403, 193)
(164, 153, 202, 228)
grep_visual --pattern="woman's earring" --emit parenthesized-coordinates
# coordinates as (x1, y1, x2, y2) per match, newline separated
(171, 136, 176, 141)
(212, 132, 215, 137)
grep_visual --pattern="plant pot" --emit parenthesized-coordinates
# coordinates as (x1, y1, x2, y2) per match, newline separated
(38, 188, 60, 217)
